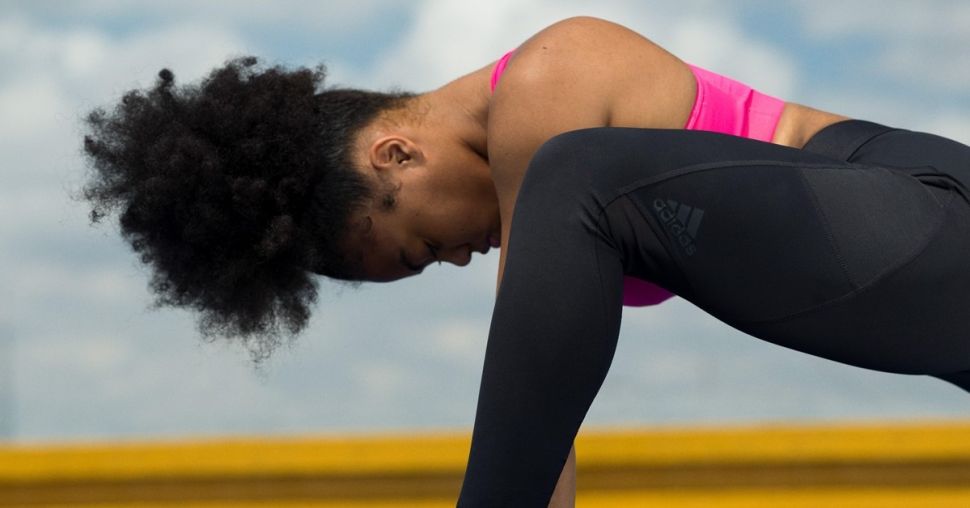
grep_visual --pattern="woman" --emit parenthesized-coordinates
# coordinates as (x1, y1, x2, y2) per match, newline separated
(81, 16, 970, 507)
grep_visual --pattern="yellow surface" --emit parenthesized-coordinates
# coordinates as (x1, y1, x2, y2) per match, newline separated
(28, 489, 970, 508)
(578, 420, 970, 463)
(4, 420, 970, 481)
(579, 488, 970, 508)
(0, 431, 472, 480)
(3, 420, 970, 506)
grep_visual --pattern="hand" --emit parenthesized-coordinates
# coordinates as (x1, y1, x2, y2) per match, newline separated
(548, 444, 576, 508)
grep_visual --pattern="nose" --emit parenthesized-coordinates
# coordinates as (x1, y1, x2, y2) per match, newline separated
(439, 245, 472, 267)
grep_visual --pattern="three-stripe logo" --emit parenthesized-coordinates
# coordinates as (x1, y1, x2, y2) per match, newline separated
(651, 198, 704, 256)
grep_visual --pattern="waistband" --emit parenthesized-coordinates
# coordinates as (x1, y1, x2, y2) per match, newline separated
(802, 119, 898, 161)
(804, 119, 970, 204)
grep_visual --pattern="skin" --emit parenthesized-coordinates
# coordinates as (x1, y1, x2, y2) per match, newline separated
(344, 15, 849, 506)
(343, 102, 499, 282)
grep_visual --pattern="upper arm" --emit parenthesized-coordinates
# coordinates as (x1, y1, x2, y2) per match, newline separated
(487, 16, 691, 291)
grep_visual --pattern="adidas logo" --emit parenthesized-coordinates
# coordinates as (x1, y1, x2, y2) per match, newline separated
(651, 198, 703, 256)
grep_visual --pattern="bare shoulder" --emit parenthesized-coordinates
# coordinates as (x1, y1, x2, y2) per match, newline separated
(491, 16, 677, 110)
(487, 16, 692, 190)
(486, 17, 695, 287)
(503, 16, 676, 75)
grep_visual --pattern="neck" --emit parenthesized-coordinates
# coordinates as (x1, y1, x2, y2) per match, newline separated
(410, 62, 494, 159)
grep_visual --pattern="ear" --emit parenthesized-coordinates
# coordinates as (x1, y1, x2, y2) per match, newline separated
(369, 135, 421, 174)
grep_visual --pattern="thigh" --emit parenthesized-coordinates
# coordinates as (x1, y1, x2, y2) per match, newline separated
(776, 119, 970, 376)
(606, 128, 970, 375)
(738, 187, 970, 375)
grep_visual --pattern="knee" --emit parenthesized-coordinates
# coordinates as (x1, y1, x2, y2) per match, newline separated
(513, 128, 612, 223)
(521, 127, 613, 193)
(529, 128, 610, 167)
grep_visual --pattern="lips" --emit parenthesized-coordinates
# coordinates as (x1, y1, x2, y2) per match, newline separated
(471, 235, 501, 257)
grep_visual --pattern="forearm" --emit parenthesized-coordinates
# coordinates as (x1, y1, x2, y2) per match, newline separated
(548, 445, 576, 508)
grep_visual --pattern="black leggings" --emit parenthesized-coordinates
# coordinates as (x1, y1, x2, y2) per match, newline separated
(457, 121, 970, 506)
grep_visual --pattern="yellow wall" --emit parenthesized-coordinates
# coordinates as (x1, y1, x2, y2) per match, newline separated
(2, 420, 970, 507)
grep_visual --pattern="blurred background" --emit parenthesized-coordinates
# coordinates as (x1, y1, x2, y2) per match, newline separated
(1, 0, 969, 446)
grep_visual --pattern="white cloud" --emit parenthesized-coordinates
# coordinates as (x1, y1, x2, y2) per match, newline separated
(0, 15, 247, 98)
(794, 1, 970, 91)
(354, 359, 417, 399)
(875, 42, 970, 91)
(365, 0, 558, 91)
(0, 14, 256, 334)
(921, 114, 970, 146)
(0, 259, 143, 318)
(0, 66, 68, 142)
(22, 333, 130, 372)
(0, 16, 249, 192)
(360, 0, 795, 115)
(428, 318, 489, 363)
(16, 0, 411, 38)
(663, 18, 797, 98)
(796, 0, 970, 38)
(0, 12, 280, 439)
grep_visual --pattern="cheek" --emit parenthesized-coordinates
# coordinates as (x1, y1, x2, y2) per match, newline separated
(357, 218, 404, 278)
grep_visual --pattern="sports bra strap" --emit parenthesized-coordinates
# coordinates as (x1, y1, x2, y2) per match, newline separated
(490, 49, 516, 93)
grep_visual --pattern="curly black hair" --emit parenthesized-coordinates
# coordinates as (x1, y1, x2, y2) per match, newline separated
(79, 55, 416, 361)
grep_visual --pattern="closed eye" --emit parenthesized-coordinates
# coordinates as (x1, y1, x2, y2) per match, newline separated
(400, 250, 423, 273)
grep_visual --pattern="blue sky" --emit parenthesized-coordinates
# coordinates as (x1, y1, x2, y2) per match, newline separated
(2, 0, 970, 442)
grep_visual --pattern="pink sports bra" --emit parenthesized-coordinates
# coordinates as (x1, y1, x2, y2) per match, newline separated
(489, 49, 785, 307)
